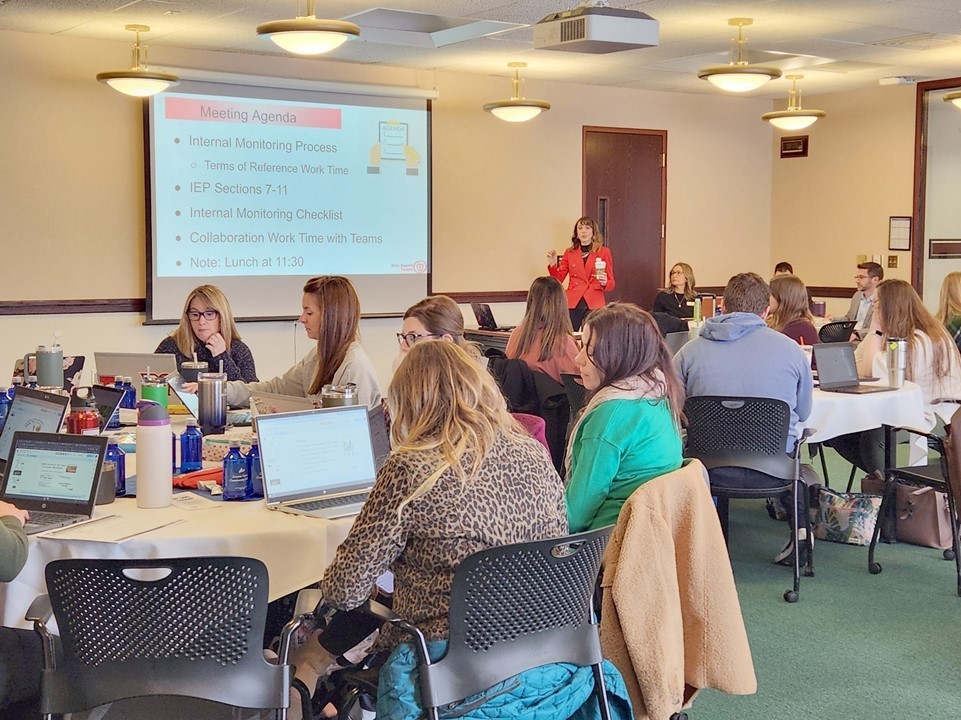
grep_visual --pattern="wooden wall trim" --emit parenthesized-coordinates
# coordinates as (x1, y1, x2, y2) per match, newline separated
(441, 291, 528, 303)
(0, 298, 146, 316)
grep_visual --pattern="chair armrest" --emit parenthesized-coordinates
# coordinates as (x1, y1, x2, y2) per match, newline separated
(25, 594, 51, 625)
(25, 594, 57, 669)
(361, 598, 403, 624)
(359, 599, 432, 667)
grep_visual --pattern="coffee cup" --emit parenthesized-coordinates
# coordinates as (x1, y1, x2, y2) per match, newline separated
(180, 361, 208, 384)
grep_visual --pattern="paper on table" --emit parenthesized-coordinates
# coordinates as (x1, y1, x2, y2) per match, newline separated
(171, 494, 223, 511)
(38, 515, 185, 543)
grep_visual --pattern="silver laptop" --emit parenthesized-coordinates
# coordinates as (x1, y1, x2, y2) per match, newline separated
(0, 387, 70, 472)
(0, 432, 108, 535)
(254, 406, 378, 519)
(94, 352, 178, 393)
(166, 372, 252, 426)
(813, 342, 895, 395)
(664, 331, 691, 356)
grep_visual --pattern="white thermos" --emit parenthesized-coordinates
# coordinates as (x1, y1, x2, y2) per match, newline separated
(136, 400, 173, 508)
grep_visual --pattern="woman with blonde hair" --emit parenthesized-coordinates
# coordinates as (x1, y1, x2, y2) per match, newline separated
(936, 271, 961, 353)
(225, 276, 381, 409)
(566, 303, 684, 533)
(546, 216, 616, 330)
(155, 285, 257, 381)
(652, 263, 698, 319)
(506, 277, 579, 383)
(768, 274, 819, 346)
(830, 279, 961, 473)
(293, 341, 567, 718)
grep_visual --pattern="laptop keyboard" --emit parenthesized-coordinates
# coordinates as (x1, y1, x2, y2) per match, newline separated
(292, 492, 370, 511)
(25, 511, 78, 527)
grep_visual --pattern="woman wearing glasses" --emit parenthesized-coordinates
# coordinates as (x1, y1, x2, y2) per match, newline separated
(652, 262, 697, 319)
(155, 284, 258, 382)
(225, 276, 381, 409)
(395, 295, 478, 364)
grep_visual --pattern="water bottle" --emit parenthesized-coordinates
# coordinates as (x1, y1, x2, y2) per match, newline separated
(886, 338, 908, 388)
(106, 442, 126, 496)
(222, 441, 248, 501)
(136, 400, 173, 509)
(121, 377, 137, 409)
(8, 377, 22, 399)
(246, 437, 263, 499)
(0, 389, 9, 433)
(27, 375, 38, 389)
(180, 419, 203, 473)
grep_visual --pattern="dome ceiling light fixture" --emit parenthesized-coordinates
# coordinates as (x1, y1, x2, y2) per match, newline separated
(944, 90, 961, 109)
(762, 74, 827, 130)
(483, 62, 551, 123)
(698, 18, 782, 93)
(257, 0, 360, 56)
(96, 25, 180, 97)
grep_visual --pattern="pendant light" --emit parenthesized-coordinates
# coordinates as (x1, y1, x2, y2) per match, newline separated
(762, 75, 826, 130)
(257, 0, 360, 56)
(483, 62, 551, 123)
(96, 25, 180, 98)
(698, 18, 781, 93)
(944, 90, 961, 109)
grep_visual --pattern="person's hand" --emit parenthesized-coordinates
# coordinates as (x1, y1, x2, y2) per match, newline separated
(547, 249, 558, 265)
(205, 332, 227, 357)
(596, 271, 608, 286)
(0, 500, 29, 526)
(868, 309, 883, 335)
(182, 382, 199, 394)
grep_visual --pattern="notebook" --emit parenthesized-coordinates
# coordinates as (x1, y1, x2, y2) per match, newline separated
(471, 303, 515, 332)
(812, 342, 895, 395)
(0, 432, 108, 535)
(254, 406, 378, 519)
(94, 352, 178, 393)
(0, 387, 71, 471)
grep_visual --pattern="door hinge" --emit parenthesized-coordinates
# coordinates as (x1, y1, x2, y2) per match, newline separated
(661, 153, 666, 168)
(661, 224, 665, 239)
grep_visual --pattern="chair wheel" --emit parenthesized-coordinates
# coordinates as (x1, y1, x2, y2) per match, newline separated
(783, 590, 799, 603)
(944, 549, 956, 561)
(803, 566, 815, 578)
(869, 562, 882, 574)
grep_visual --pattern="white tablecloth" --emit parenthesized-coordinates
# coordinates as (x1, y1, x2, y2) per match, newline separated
(0, 496, 354, 629)
(798, 381, 927, 444)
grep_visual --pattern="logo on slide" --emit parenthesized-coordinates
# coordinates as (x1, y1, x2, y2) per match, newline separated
(413, 260, 427, 273)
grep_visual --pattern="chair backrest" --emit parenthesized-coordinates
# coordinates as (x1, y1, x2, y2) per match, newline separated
(487, 357, 538, 415)
(652, 311, 689, 336)
(42, 556, 289, 715)
(683, 396, 796, 481)
(561, 372, 587, 415)
(531, 371, 570, 472)
(942, 404, 961, 516)
(818, 320, 857, 344)
(419, 527, 612, 710)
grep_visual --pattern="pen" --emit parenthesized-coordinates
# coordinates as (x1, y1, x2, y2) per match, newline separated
(42, 514, 117, 537)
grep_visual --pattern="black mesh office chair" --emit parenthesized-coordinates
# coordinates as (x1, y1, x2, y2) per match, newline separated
(561, 372, 587, 416)
(867, 403, 961, 594)
(818, 320, 857, 343)
(26, 556, 292, 719)
(683, 396, 814, 603)
(287, 528, 615, 720)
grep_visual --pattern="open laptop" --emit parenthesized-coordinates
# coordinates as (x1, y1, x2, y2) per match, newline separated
(254, 406, 378, 519)
(94, 352, 177, 393)
(0, 387, 70, 472)
(0, 432, 108, 535)
(812, 343, 895, 395)
(89, 384, 126, 430)
(664, 331, 691, 356)
(248, 391, 317, 417)
(166, 372, 252, 426)
(471, 303, 515, 332)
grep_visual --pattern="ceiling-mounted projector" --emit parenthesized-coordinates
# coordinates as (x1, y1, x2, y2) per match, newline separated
(533, 5, 659, 54)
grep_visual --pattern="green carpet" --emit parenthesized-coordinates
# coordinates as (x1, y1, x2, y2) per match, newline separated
(693, 447, 961, 720)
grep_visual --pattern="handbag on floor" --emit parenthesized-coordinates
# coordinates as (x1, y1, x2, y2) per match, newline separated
(860, 473, 953, 549)
(811, 487, 881, 546)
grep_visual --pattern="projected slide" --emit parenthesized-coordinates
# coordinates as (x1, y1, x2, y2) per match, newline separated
(147, 82, 431, 320)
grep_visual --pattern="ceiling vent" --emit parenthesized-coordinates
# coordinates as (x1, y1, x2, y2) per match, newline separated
(533, 5, 659, 54)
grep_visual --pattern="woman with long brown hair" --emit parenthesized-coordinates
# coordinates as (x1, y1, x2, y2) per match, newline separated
(506, 277, 579, 383)
(225, 276, 381, 409)
(767, 274, 819, 346)
(936, 271, 961, 353)
(565, 303, 684, 532)
(652, 263, 697, 320)
(546, 216, 616, 331)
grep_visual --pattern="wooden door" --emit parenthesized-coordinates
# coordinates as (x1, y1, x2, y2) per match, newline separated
(583, 127, 666, 310)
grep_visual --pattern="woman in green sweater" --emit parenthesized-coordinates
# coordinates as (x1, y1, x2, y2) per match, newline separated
(565, 303, 685, 532)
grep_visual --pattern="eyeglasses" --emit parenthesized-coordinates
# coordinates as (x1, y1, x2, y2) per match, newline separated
(186, 309, 220, 321)
(854, 275, 869, 280)
(670, 270, 684, 276)
(396, 332, 437, 346)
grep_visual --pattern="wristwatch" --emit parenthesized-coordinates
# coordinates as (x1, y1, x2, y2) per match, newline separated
(874, 330, 884, 338)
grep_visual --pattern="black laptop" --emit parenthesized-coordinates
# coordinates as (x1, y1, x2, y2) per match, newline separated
(0, 387, 70, 472)
(471, 303, 515, 332)
(813, 343, 894, 395)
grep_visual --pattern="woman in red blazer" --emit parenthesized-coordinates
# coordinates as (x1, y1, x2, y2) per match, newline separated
(547, 216, 615, 330)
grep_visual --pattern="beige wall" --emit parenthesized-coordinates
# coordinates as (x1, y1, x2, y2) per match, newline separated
(769, 84, 916, 288)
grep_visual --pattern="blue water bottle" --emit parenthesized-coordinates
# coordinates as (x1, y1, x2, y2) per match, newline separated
(246, 437, 263, 499)
(222, 441, 248, 501)
(180, 419, 203, 473)
(121, 377, 137, 409)
(106, 442, 126, 496)
(8, 377, 21, 399)
(0, 388, 10, 433)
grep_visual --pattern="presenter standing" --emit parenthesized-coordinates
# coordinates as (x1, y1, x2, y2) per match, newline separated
(547, 216, 615, 331)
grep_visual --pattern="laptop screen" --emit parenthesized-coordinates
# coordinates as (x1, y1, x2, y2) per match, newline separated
(0, 387, 70, 463)
(812, 342, 859, 388)
(1, 432, 106, 509)
(255, 406, 377, 503)
(94, 352, 178, 392)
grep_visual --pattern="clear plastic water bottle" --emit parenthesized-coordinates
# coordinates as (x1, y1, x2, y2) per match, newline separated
(180, 419, 203, 473)
(222, 441, 248, 501)
(106, 442, 126, 496)
(246, 437, 263, 499)
(121, 377, 137, 409)
(0, 389, 9, 433)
